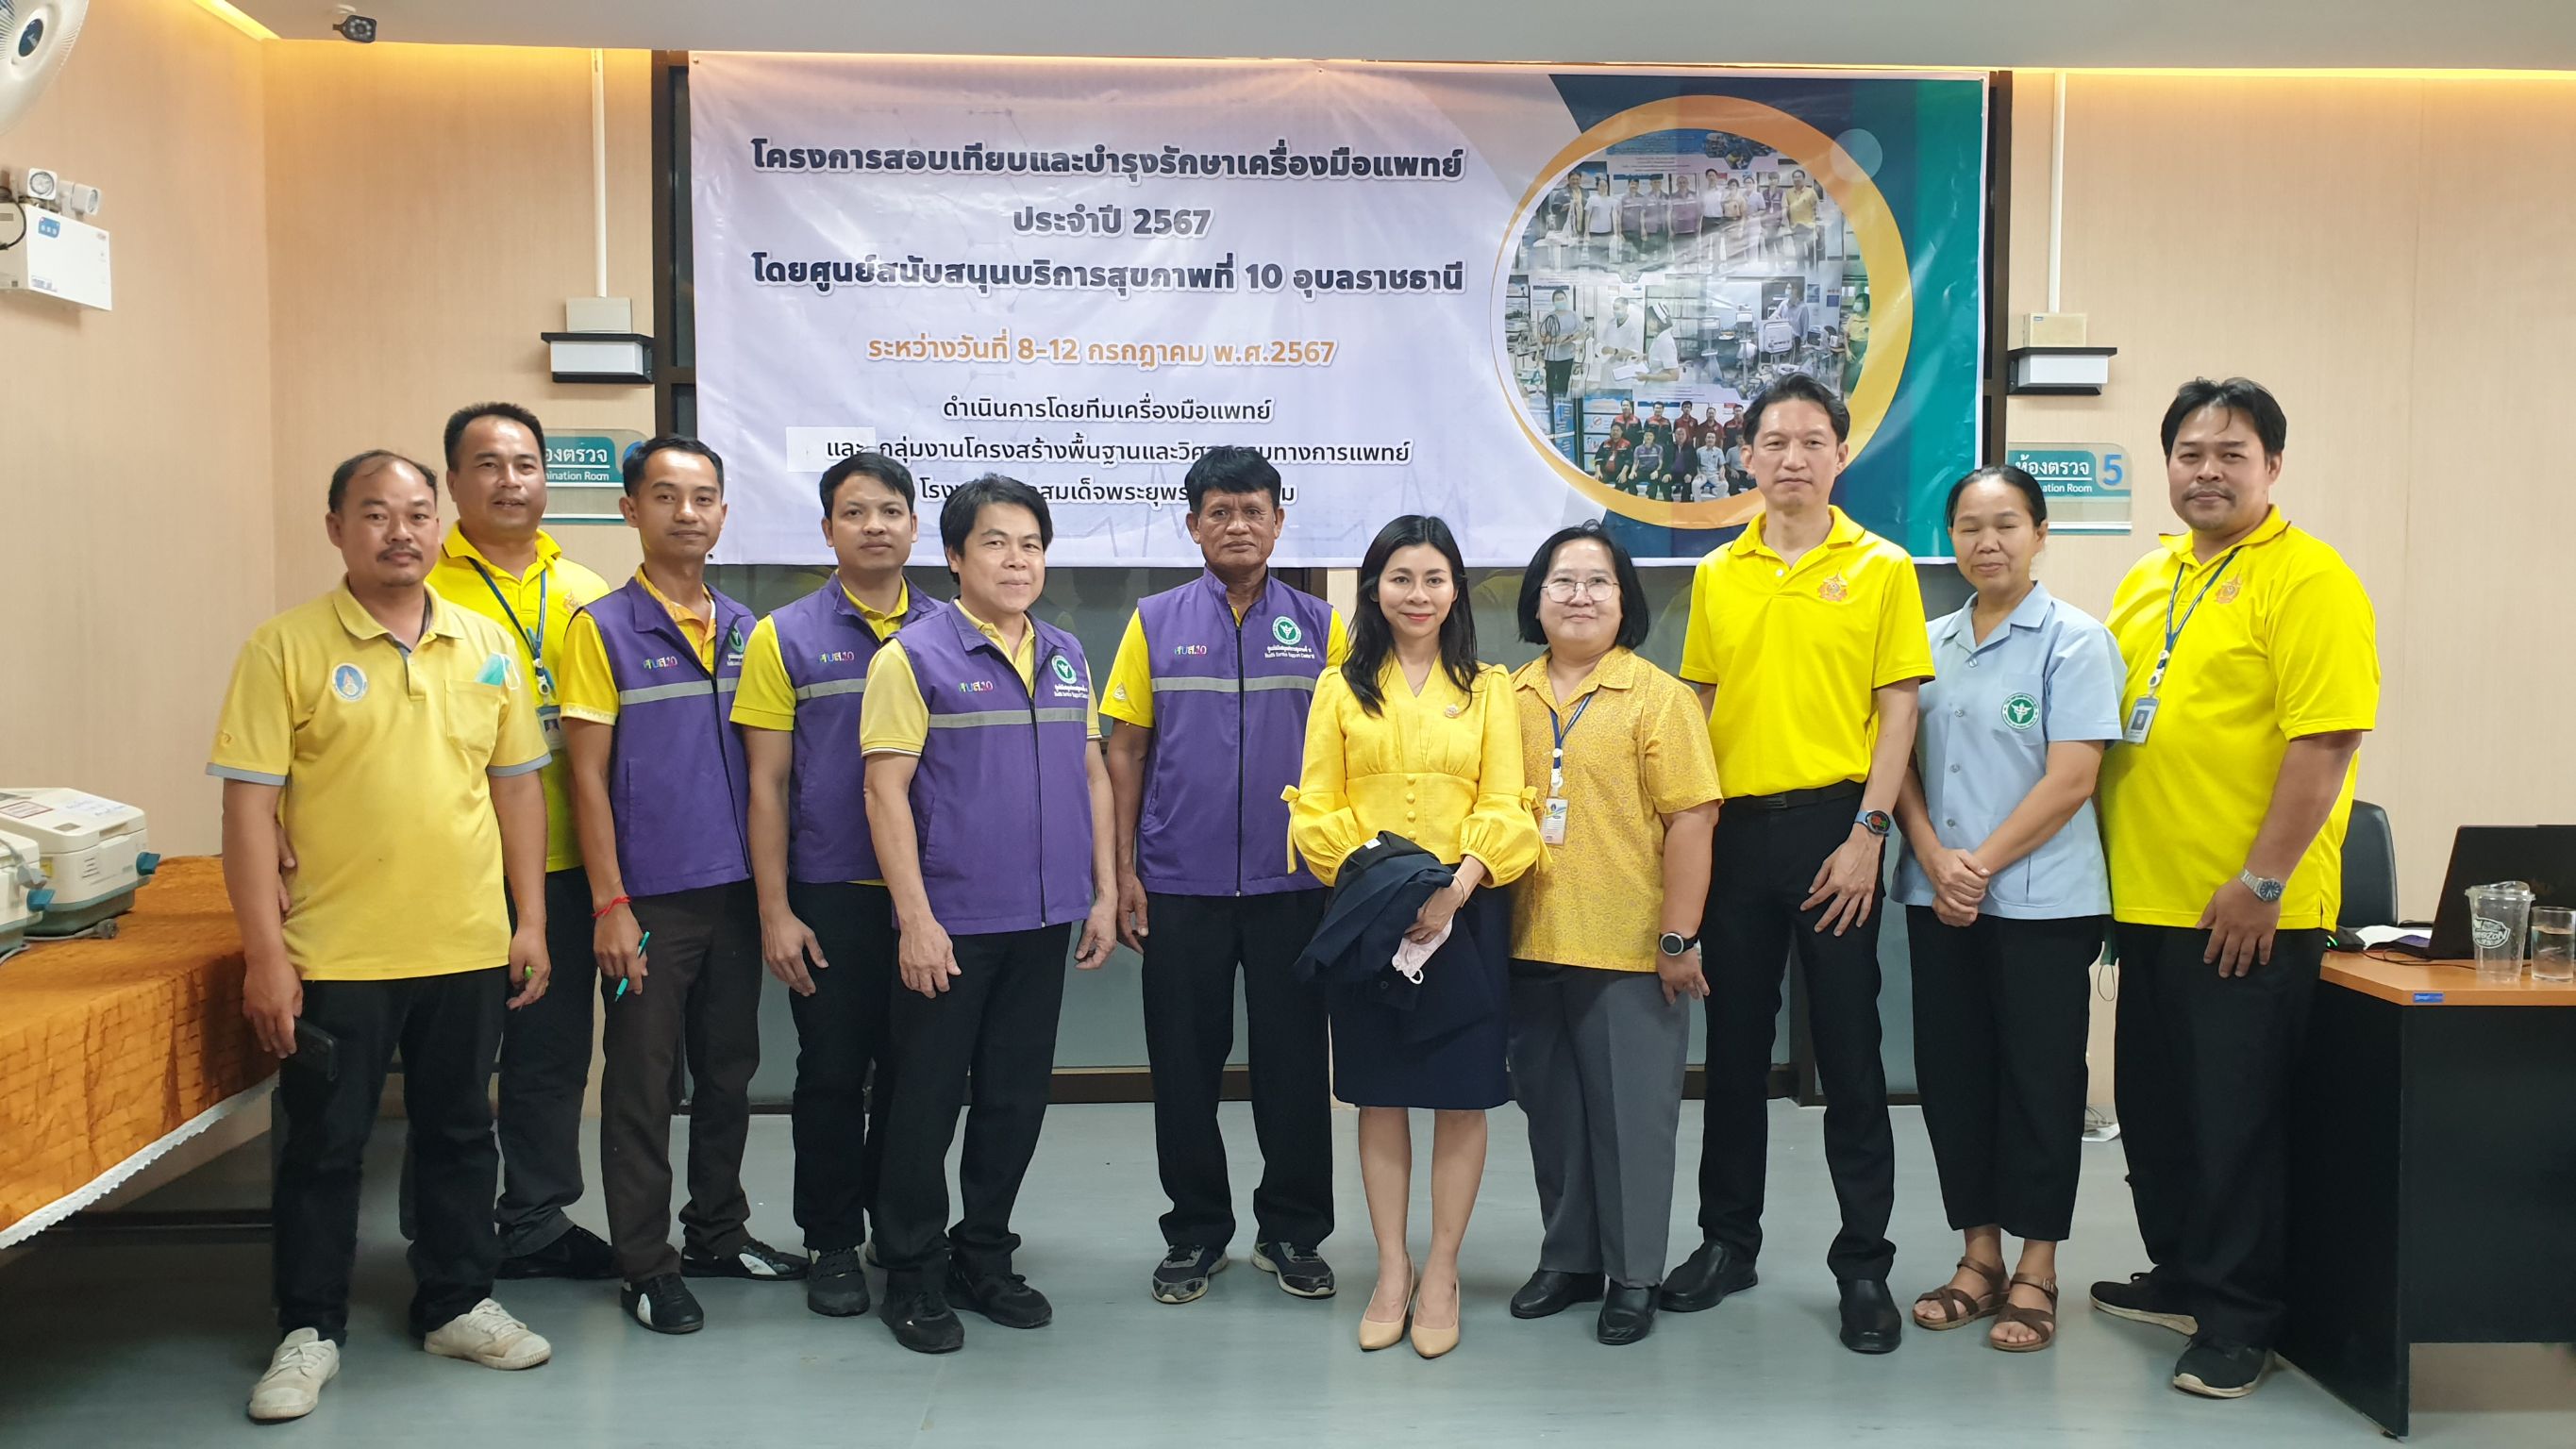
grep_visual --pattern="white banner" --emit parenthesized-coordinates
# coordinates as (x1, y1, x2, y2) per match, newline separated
(689, 56, 1986, 565)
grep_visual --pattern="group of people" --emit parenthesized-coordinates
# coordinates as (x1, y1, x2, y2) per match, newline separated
(1581, 396, 1753, 501)
(1530, 168, 1830, 274)
(209, 369, 2376, 1422)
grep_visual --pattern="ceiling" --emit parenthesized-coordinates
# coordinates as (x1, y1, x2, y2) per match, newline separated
(230, 0, 2576, 72)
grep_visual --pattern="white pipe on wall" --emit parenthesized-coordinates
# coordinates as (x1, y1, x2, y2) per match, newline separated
(591, 48, 610, 298)
(2049, 70, 2066, 313)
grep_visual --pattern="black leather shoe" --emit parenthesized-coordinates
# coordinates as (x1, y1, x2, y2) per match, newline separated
(879, 1286, 964, 1355)
(946, 1261, 1053, 1329)
(1510, 1269, 1607, 1320)
(1597, 1286, 1658, 1345)
(497, 1223, 619, 1281)
(1657, 1241, 1757, 1312)
(622, 1274, 705, 1335)
(1838, 1278, 1903, 1354)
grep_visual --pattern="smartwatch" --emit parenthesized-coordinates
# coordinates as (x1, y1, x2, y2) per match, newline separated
(1659, 931, 1698, 958)
(1855, 808, 1894, 840)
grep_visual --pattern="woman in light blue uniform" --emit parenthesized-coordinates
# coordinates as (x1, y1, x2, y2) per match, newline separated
(1894, 465, 2123, 1354)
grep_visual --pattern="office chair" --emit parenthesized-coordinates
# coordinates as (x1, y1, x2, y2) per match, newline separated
(2340, 799, 2400, 929)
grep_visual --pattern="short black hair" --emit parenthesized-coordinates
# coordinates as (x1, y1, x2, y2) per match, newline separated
(1945, 464, 2049, 527)
(2161, 376, 2287, 460)
(819, 451, 915, 515)
(939, 473, 1052, 557)
(1743, 373, 1850, 443)
(1183, 446, 1280, 513)
(442, 402, 545, 472)
(623, 436, 726, 495)
(328, 449, 437, 512)
(1517, 521, 1649, 651)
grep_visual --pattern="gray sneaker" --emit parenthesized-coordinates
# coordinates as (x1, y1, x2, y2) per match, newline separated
(1150, 1244, 1227, 1304)
(1253, 1241, 1337, 1299)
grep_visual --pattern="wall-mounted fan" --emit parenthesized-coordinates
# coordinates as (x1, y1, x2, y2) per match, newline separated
(1, 0, 89, 140)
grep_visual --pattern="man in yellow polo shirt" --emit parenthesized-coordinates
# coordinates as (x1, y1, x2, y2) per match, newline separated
(1667, 374, 1932, 1356)
(212, 450, 555, 1423)
(427, 402, 617, 1283)
(2090, 377, 2378, 1401)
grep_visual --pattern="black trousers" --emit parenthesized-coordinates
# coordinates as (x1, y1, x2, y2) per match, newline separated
(1140, 890, 1332, 1253)
(275, 968, 506, 1343)
(598, 882, 762, 1283)
(786, 880, 898, 1252)
(493, 866, 602, 1257)
(876, 924, 1071, 1291)
(2115, 923, 2327, 1347)
(1908, 908, 2103, 1242)
(1696, 796, 1897, 1281)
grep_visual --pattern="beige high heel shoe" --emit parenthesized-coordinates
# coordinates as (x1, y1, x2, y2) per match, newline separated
(1358, 1262, 1415, 1352)
(1410, 1274, 1460, 1359)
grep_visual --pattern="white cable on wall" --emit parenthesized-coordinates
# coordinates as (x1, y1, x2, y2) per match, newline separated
(591, 48, 610, 298)
(2049, 70, 2066, 313)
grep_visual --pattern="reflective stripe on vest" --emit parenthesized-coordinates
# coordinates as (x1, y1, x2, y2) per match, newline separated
(927, 707, 1090, 730)
(1150, 675, 1319, 696)
(618, 677, 743, 706)
(793, 677, 867, 702)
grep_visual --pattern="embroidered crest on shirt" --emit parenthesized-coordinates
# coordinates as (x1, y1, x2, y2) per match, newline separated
(1817, 574, 1850, 603)
(331, 663, 368, 702)
(1051, 655, 1081, 689)
(2214, 577, 2244, 606)
(2002, 692, 2039, 731)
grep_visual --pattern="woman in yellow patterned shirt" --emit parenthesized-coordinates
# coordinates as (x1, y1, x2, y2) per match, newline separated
(1291, 515, 1542, 1359)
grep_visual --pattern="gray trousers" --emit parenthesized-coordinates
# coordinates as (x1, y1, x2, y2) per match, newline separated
(1507, 963, 1690, 1288)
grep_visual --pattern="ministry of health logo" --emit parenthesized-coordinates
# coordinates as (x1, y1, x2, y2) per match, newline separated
(2002, 692, 2039, 731)
(1272, 617, 1303, 646)
(1051, 655, 1081, 688)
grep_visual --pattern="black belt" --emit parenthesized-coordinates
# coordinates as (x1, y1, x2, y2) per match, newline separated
(1728, 781, 1864, 812)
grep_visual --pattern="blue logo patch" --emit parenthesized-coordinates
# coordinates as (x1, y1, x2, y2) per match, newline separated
(331, 664, 368, 701)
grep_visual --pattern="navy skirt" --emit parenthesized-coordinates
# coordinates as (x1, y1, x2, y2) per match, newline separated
(1328, 889, 1511, 1110)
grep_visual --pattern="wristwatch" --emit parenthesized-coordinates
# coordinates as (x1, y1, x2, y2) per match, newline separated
(1854, 808, 1894, 840)
(2238, 869, 2287, 904)
(1659, 931, 1698, 958)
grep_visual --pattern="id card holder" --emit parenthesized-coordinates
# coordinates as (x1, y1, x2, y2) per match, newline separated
(1540, 796, 1570, 846)
(538, 703, 566, 752)
(2123, 696, 2159, 745)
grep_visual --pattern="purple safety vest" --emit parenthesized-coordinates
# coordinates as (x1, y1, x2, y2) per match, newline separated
(768, 582, 942, 884)
(896, 606, 1096, 936)
(1132, 572, 1332, 897)
(582, 575, 755, 898)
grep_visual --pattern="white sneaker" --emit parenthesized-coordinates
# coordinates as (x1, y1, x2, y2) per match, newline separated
(423, 1298, 553, 1371)
(247, 1328, 340, 1422)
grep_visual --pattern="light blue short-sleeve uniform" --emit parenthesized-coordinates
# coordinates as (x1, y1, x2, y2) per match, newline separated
(1894, 583, 2123, 920)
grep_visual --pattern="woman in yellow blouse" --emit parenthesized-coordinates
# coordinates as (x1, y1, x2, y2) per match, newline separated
(1291, 515, 1542, 1359)
(1503, 524, 1722, 1348)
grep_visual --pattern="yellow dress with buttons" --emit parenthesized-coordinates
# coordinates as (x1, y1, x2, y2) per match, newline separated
(1285, 659, 1542, 889)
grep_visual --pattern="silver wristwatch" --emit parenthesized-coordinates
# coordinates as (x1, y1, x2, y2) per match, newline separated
(2238, 869, 2286, 904)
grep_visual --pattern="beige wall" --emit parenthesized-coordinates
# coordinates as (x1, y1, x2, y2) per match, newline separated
(0, 0, 274, 857)
(2002, 72, 2576, 918)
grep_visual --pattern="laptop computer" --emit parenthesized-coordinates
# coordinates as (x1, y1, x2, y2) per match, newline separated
(2384, 825, 2576, 959)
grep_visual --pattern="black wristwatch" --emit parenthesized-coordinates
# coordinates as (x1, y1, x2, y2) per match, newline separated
(1659, 931, 1698, 958)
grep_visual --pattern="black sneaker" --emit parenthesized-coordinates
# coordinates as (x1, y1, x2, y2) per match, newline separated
(1252, 1241, 1337, 1299)
(2173, 1335, 2271, 1399)
(2089, 1271, 2199, 1336)
(880, 1286, 963, 1355)
(1150, 1245, 1227, 1305)
(682, 1237, 809, 1282)
(496, 1222, 619, 1281)
(807, 1246, 871, 1317)
(946, 1260, 1053, 1329)
(622, 1274, 705, 1335)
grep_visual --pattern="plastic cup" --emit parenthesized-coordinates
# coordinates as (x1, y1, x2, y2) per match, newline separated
(2467, 881, 2535, 984)
(2531, 906, 2576, 985)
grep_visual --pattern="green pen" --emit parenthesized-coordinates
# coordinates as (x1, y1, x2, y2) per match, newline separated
(615, 930, 651, 998)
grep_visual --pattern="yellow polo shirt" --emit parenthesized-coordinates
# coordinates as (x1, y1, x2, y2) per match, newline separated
(1099, 602, 1349, 730)
(208, 586, 549, 981)
(859, 605, 1101, 757)
(558, 572, 720, 725)
(1680, 506, 1933, 797)
(1509, 649, 1723, 972)
(730, 582, 913, 732)
(2098, 508, 2379, 929)
(426, 528, 611, 872)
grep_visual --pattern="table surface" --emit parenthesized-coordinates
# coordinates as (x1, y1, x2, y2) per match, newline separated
(0, 858, 270, 1238)
(2323, 951, 2576, 1007)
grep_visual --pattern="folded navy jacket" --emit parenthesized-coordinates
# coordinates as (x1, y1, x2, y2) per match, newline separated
(1295, 830, 1495, 1044)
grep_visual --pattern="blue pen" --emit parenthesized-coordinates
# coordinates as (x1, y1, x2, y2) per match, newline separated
(616, 930, 652, 998)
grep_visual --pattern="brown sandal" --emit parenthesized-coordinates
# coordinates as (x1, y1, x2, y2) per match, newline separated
(1912, 1257, 2007, 1330)
(1989, 1274, 2059, 1352)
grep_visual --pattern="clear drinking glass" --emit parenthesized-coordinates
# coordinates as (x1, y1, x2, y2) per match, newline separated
(2531, 906, 2576, 985)
(2466, 881, 2536, 984)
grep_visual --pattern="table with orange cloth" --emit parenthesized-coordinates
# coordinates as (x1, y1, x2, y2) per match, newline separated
(0, 857, 271, 1248)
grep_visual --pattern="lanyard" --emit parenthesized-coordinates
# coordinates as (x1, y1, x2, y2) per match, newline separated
(1547, 692, 1595, 793)
(2146, 545, 2244, 696)
(469, 559, 552, 695)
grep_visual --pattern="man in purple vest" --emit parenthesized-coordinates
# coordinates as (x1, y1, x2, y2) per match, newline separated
(559, 437, 804, 1337)
(1100, 446, 1347, 1307)
(860, 474, 1118, 1355)
(732, 450, 940, 1318)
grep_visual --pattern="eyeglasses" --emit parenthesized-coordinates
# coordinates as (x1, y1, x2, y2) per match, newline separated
(1541, 576, 1615, 603)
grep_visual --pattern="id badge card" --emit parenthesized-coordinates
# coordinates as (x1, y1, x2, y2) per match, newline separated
(1540, 796, 1570, 846)
(2123, 695, 2159, 745)
(538, 703, 566, 751)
